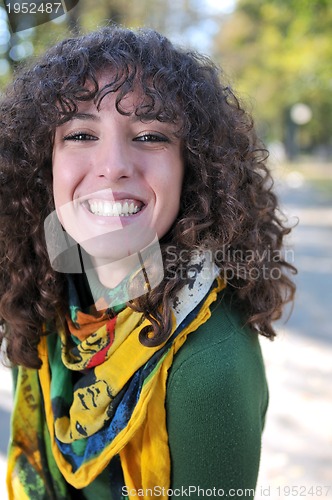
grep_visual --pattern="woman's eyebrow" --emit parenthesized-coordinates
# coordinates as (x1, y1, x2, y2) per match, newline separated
(70, 112, 101, 122)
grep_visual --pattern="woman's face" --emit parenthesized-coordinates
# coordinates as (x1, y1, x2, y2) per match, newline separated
(52, 82, 184, 265)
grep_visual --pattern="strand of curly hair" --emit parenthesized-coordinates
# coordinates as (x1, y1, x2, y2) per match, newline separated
(0, 26, 296, 368)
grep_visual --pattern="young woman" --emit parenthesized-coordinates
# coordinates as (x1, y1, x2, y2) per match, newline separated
(0, 26, 296, 499)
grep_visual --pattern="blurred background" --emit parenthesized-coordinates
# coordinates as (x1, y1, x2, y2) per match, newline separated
(0, 0, 331, 498)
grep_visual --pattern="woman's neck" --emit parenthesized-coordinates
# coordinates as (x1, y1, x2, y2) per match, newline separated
(80, 238, 164, 311)
(89, 252, 142, 290)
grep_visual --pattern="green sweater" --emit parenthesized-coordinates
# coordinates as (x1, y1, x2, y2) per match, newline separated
(81, 292, 268, 499)
(166, 293, 268, 498)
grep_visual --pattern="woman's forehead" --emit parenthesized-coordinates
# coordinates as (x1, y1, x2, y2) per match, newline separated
(58, 68, 184, 128)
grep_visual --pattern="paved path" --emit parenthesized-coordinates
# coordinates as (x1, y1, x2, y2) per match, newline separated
(256, 171, 332, 499)
(0, 170, 331, 499)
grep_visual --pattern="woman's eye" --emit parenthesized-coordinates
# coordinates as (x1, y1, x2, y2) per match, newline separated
(134, 133, 169, 143)
(64, 132, 98, 142)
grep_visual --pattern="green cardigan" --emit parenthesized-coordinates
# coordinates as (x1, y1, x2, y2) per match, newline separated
(166, 293, 268, 498)
(81, 293, 268, 499)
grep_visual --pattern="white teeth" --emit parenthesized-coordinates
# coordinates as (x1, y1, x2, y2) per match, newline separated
(122, 201, 129, 215)
(114, 202, 121, 216)
(87, 200, 142, 217)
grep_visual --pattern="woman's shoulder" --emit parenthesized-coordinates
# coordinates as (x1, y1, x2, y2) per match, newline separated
(167, 289, 268, 405)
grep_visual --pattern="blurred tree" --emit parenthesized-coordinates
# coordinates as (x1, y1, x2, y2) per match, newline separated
(0, 0, 213, 88)
(213, 0, 332, 158)
(77, 0, 203, 41)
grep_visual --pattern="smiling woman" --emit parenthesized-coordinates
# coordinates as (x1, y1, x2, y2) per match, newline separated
(0, 26, 296, 500)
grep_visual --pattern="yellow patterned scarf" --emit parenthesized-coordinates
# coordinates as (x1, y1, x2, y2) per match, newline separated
(7, 259, 224, 499)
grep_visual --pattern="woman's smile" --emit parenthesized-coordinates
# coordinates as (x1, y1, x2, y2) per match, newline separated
(75, 189, 147, 222)
(86, 199, 142, 217)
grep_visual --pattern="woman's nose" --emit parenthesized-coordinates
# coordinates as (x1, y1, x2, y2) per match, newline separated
(94, 138, 133, 181)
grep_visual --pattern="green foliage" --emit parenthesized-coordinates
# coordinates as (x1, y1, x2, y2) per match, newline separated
(213, 0, 332, 153)
(0, 0, 208, 89)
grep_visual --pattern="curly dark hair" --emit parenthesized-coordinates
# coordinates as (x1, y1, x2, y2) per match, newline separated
(0, 26, 296, 368)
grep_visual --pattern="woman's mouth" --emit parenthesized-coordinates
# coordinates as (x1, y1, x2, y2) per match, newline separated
(86, 199, 144, 217)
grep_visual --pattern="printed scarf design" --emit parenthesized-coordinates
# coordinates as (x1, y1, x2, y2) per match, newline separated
(7, 257, 224, 499)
